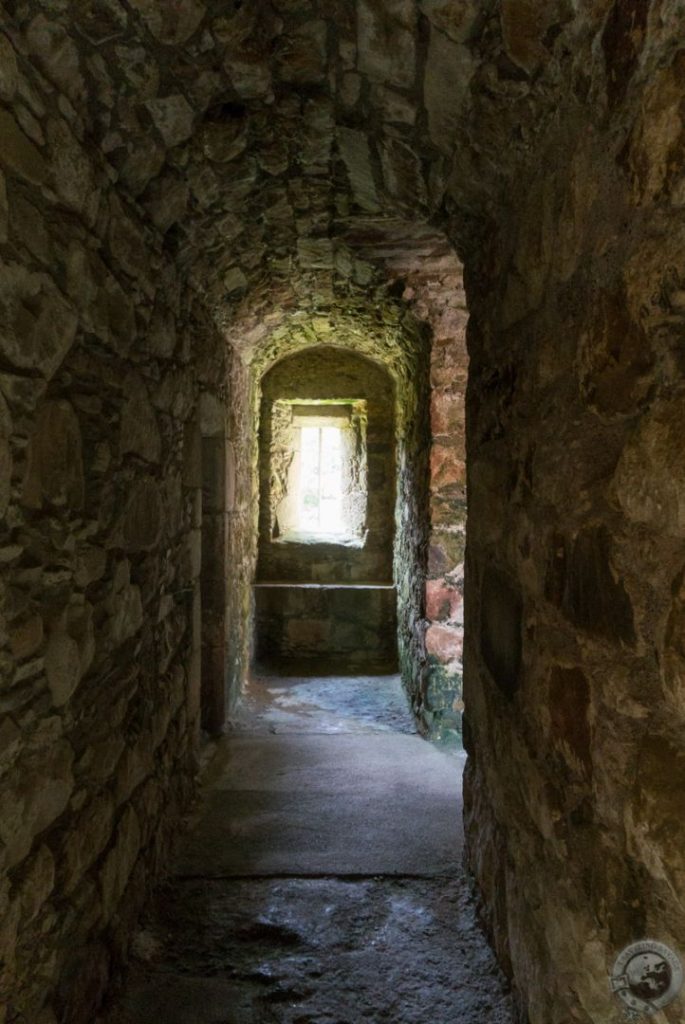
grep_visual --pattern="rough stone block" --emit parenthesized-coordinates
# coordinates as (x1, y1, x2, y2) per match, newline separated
(578, 288, 652, 415)
(0, 35, 19, 100)
(100, 807, 141, 919)
(119, 377, 162, 463)
(424, 29, 473, 154)
(45, 628, 81, 708)
(430, 389, 465, 438)
(226, 58, 272, 101)
(145, 94, 195, 148)
(425, 622, 462, 663)
(72, 0, 128, 45)
(623, 51, 685, 202)
(548, 527, 636, 643)
(427, 531, 465, 575)
(614, 397, 685, 537)
(420, 0, 480, 43)
(337, 128, 380, 213)
(108, 199, 153, 287)
(10, 191, 52, 265)
(276, 20, 327, 84)
(549, 666, 592, 773)
(0, 265, 77, 380)
(357, 0, 416, 88)
(20, 844, 55, 923)
(430, 444, 466, 489)
(115, 739, 155, 806)
(380, 137, 427, 207)
(105, 559, 143, 647)
(0, 110, 48, 185)
(199, 392, 225, 438)
(200, 119, 248, 164)
(0, 894, 21, 995)
(74, 546, 107, 588)
(26, 14, 86, 104)
(0, 740, 74, 868)
(9, 614, 43, 661)
(500, 0, 553, 74)
(601, 0, 649, 108)
(425, 579, 462, 623)
(110, 480, 163, 552)
(22, 400, 84, 510)
(47, 119, 100, 223)
(129, 0, 205, 45)
(59, 793, 114, 895)
(0, 718, 21, 765)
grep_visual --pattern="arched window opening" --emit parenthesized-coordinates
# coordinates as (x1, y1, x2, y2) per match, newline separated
(269, 399, 368, 544)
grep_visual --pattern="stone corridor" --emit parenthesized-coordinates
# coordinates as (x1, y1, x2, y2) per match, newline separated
(98, 674, 514, 1024)
(2, 1, 685, 1022)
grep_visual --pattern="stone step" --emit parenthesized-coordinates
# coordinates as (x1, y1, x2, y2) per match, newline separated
(253, 582, 398, 673)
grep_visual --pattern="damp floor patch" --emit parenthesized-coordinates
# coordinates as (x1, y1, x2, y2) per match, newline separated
(108, 877, 515, 1024)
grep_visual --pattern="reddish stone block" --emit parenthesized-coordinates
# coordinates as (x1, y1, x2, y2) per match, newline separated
(426, 579, 463, 623)
(425, 623, 463, 664)
(430, 388, 465, 437)
(430, 444, 466, 490)
(426, 578, 452, 621)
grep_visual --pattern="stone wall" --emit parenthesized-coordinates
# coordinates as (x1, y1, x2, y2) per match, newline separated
(0, 22, 227, 1023)
(402, 264, 469, 744)
(224, 353, 254, 718)
(462, 8, 685, 1020)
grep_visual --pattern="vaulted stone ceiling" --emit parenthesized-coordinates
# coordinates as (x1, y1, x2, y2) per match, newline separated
(10, 0, 678, 340)
(6, 0, 681, 362)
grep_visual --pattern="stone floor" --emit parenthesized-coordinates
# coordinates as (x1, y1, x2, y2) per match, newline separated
(100, 674, 514, 1024)
(232, 671, 420, 736)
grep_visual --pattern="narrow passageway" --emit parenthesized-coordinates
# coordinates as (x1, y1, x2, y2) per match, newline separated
(3, 5, 683, 1021)
(100, 674, 514, 1024)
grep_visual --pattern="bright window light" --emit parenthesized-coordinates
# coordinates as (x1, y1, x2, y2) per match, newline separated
(299, 425, 344, 534)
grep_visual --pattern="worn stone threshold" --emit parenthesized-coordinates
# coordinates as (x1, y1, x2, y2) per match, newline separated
(101, 872, 516, 1024)
(174, 870, 455, 882)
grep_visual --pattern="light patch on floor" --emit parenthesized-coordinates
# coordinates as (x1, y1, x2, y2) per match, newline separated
(231, 673, 419, 735)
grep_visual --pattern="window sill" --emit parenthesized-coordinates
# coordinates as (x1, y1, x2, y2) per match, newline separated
(275, 531, 365, 549)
